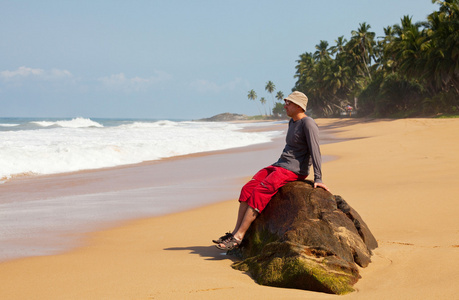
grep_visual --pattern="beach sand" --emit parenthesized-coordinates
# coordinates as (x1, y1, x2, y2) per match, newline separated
(1, 118, 458, 299)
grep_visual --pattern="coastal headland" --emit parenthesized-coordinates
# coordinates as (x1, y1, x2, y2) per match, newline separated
(0, 118, 458, 299)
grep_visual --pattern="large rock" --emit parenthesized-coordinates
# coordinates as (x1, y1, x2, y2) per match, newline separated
(232, 180, 378, 295)
(197, 113, 248, 122)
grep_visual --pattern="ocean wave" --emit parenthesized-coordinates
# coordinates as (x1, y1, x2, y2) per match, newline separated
(0, 120, 282, 181)
(117, 120, 179, 129)
(31, 117, 103, 128)
(0, 123, 20, 127)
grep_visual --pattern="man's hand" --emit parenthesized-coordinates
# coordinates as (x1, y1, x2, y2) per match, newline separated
(314, 182, 330, 192)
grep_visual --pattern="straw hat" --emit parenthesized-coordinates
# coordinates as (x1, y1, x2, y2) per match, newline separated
(284, 91, 308, 111)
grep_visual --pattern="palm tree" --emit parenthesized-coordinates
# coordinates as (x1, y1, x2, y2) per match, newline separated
(265, 81, 276, 115)
(349, 22, 376, 80)
(295, 52, 315, 77)
(395, 20, 426, 79)
(425, 1, 459, 96)
(273, 91, 285, 116)
(248, 89, 257, 101)
(330, 36, 347, 56)
(294, 1, 458, 117)
(276, 91, 284, 102)
(294, 52, 315, 93)
(314, 40, 331, 61)
(376, 25, 397, 74)
(260, 97, 268, 115)
(247, 89, 262, 115)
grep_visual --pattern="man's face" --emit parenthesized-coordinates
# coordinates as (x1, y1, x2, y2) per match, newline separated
(284, 100, 302, 117)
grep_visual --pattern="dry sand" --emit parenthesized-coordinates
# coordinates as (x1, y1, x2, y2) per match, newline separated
(1, 118, 458, 299)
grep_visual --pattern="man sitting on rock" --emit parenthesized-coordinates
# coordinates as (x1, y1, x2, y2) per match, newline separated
(213, 91, 329, 250)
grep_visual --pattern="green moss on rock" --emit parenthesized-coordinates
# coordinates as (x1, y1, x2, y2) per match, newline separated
(232, 242, 357, 295)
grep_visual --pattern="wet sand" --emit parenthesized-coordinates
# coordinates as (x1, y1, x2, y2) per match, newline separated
(0, 124, 288, 262)
(1, 118, 458, 299)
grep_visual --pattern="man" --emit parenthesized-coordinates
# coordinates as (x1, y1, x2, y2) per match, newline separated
(213, 91, 329, 250)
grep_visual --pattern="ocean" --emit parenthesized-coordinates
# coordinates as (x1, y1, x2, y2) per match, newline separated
(0, 117, 285, 261)
(0, 117, 283, 182)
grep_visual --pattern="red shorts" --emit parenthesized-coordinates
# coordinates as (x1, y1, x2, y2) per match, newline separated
(239, 166, 305, 213)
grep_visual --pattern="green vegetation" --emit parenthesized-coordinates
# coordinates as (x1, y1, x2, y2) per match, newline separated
(246, 115, 272, 120)
(272, 102, 287, 118)
(232, 241, 357, 295)
(293, 0, 459, 118)
(248, 82, 288, 118)
(435, 113, 459, 118)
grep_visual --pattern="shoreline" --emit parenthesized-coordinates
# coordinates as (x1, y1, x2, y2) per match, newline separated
(0, 121, 293, 262)
(0, 119, 280, 185)
(0, 120, 344, 263)
(1, 118, 458, 299)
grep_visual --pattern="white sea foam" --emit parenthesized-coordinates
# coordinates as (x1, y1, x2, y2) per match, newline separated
(0, 118, 282, 181)
(31, 117, 104, 128)
(0, 123, 19, 127)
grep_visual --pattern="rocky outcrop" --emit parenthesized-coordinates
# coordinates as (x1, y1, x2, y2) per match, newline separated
(232, 180, 378, 295)
(197, 113, 248, 122)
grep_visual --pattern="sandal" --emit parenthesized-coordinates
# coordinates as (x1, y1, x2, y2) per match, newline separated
(212, 232, 232, 244)
(215, 235, 241, 250)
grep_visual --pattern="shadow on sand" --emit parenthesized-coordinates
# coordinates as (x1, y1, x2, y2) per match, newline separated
(164, 245, 239, 262)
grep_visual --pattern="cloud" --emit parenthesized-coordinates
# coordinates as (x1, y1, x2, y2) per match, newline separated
(0, 66, 72, 82)
(189, 77, 246, 93)
(47, 69, 72, 79)
(0, 66, 44, 79)
(98, 71, 172, 92)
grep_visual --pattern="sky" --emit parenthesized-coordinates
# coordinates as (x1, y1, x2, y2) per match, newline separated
(0, 0, 439, 120)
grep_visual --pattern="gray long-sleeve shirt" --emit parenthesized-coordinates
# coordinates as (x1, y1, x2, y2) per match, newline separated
(272, 117, 323, 183)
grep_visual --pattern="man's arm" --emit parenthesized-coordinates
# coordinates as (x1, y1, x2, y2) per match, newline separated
(304, 118, 330, 191)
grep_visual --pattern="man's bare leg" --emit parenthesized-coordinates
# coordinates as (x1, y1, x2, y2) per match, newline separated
(232, 201, 249, 235)
(218, 205, 258, 248)
(232, 206, 258, 241)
